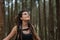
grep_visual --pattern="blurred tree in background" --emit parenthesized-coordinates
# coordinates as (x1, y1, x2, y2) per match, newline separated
(0, 0, 5, 40)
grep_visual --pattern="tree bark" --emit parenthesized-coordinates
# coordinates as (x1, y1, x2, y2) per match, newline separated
(56, 0, 60, 40)
(49, 0, 54, 40)
(0, 0, 5, 40)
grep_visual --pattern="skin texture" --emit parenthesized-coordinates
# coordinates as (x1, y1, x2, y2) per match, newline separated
(3, 26, 17, 40)
(3, 11, 41, 40)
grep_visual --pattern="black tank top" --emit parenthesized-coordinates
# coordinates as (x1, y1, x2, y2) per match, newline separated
(20, 27, 33, 40)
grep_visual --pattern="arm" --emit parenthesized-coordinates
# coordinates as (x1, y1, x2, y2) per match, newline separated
(32, 25, 41, 40)
(3, 26, 17, 40)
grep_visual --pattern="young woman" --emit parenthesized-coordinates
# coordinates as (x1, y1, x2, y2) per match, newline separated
(3, 10, 41, 40)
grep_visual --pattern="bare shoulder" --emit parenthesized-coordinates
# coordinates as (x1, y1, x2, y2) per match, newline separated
(12, 25, 17, 33)
(3, 25, 17, 40)
(13, 25, 17, 29)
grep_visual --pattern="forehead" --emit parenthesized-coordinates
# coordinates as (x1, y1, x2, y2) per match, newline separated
(22, 11, 28, 14)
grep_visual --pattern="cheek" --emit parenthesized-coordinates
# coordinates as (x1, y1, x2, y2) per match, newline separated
(22, 15, 30, 20)
(21, 16, 26, 20)
(22, 15, 28, 18)
(22, 16, 30, 20)
(22, 15, 26, 18)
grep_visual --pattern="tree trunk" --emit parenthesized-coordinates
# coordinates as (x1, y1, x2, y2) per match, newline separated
(0, 0, 5, 40)
(56, 0, 60, 40)
(49, 0, 54, 40)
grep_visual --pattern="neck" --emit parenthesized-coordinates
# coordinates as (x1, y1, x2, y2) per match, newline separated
(22, 21, 28, 27)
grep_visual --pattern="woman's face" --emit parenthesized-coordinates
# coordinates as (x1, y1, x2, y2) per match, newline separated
(20, 11, 30, 21)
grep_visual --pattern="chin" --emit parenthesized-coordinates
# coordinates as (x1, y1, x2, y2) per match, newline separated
(26, 19, 30, 21)
(26, 18, 30, 20)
